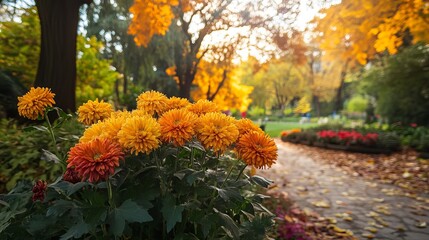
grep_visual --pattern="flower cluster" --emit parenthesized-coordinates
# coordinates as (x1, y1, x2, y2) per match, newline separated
(280, 129, 301, 137)
(71, 91, 277, 181)
(32, 180, 47, 202)
(317, 130, 379, 146)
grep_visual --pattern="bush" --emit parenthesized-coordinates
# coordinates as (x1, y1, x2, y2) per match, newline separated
(0, 89, 276, 239)
(0, 118, 82, 193)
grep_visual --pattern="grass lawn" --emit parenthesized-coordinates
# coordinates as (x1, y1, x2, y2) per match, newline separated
(263, 121, 318, 138)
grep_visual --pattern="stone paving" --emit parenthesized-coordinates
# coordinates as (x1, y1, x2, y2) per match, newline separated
(259, 139, 429, 240)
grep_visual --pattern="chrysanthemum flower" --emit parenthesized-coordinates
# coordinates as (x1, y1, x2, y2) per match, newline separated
(158, 108, 197, 146)
(118, 116, 161, 155)
(136, 90, 169, 116)
(235, 118, 264, 136)
(77, 99, 113, 125)
(110, 110, 131, 118)
(165, 97, 191, 111)
(131, 109, 150, 117)
(235, 131, 278, 169)
(196, 112, 239, 152)
(17, 87, 55, 120)
(79, 121, 106, 143)
(186, 99, 219, 116)
(62, 167, 81, 183)
(32, 180, 47, 202)
(67, 138, 124, 183)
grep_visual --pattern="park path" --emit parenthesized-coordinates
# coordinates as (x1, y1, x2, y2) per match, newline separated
(259, 139, 429, 240)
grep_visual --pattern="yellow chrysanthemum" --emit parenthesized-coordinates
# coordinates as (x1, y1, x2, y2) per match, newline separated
(136, 90, 169, 116)
(186, 99, 219, 116)
(196, 112, 239, 152)
(164, 97, 191, 112)
(77, 99, 113, 125)
(79, 121, 107, 143)
(131, 109, 150, 117)
(118, 116, 161, 155)
(101, 115, 127, 144)
(235, 118, 264, 136)
(17, 87, 55, 120)
(158, 108, 197, 146)
(235, 131, 278, 169)
(110, 110, 131, 119)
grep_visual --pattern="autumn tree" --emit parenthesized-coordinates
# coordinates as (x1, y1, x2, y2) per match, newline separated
(312, 0, 429, 113)
(129, 0, 299, 99)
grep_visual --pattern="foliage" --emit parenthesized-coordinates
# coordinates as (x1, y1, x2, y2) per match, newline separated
(360, 44, 429, 125)
(0, 91, 277, 239)
(345, 95, 368, 113)
(294, 97, 311, 114)
(129, 0, 300, 99)
(191, 60, 253, 111)
(0, 7, 40, 88)
(76, 36, 120, 106)
(0, 117, 83, 193)
(313, 0, 429, 65)
(0, 7, 119, 106)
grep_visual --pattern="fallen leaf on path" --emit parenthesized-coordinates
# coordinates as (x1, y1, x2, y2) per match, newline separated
(362, 233, 375, 239)
(416, 221, 427, 228)
(311, 200, 330, 208)
(364, 227, 378, 233)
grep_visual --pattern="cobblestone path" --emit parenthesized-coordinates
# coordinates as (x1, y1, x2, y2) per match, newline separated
(259, 139, 429, 240)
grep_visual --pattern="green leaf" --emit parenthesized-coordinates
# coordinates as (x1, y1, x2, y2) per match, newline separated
(249, 175, 273, 188)
(24, 125, 49, 132)
(214, 208, 240, 240)
(109, 200, 153, 236)
(46, 200, 75, 217)
(186, 170, 204, 185)
(41, 149, 61, 164)
(59, 221, 90, 240)
(161, 195, 184, 233)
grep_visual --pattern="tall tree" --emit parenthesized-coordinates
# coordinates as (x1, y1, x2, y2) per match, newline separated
(35, 0, 92, 112)
(129, 0, 299, 99)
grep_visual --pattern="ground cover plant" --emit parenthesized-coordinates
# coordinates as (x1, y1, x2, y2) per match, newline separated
(0, 88, 278, 239)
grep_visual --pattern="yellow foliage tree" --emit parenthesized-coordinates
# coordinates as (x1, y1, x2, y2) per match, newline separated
(313, 0, 429, 65)
(191, 60, 253, 111)
(294, 96, 311, 114)
(128, 0, 179, 47)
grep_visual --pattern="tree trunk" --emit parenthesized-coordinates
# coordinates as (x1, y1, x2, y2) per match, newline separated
(334, 60, 350, 113)
(35, 0, 91, 113)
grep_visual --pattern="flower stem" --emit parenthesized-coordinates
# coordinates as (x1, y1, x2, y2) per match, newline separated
(45, 111, 65, 168)
(235, 164, 248, 181)
(106, 178, 115, 208)
(220, 164, 234, 188)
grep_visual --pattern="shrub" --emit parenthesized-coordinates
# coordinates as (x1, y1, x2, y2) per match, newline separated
(0, 89, 277, 239)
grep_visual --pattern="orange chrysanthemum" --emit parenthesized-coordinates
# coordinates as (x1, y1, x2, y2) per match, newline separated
(78, 99, 113, 125)
(118, 116, 161, 155)
(196, 112, 239, 152)
(164, 97, 191, 111)
(17, 87, 55, 120)
(186, 99, 219, 116)
(67, 138, 124, 183)
(136, 90, 169, 116)
(235, 118, 264, 136)
(235, 131, 278, 169)
(79, 121, 106, 143)
(158, 108, 197, 146)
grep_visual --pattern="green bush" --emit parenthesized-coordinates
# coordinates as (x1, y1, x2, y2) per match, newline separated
(0, 117, 83, 193)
